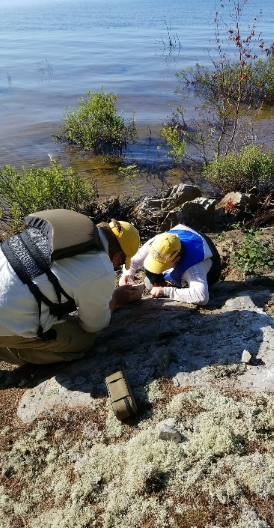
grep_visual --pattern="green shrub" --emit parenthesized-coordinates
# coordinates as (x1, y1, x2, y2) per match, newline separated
(231, 229, 274, 275)
(203, 145, 274, 194)
(159, 123, 187, 164)
(178, 56, 274, 111)
(248, 56, 274, 105)
(173, 0, 274, 160)
(53, 88, 137, 156)
(0, 162, 97, 230)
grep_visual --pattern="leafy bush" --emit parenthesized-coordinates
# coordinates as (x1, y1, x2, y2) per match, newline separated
(179, 56, 274, 111)
(173, 1, 274, 160)
(231, 229, 274, 275)
(53, 88, 137, 156)
(159, 122, 187, 164)
(245, 56, 274, 106)
(0, 162, 97, 230)
(203, 145, 274, 194)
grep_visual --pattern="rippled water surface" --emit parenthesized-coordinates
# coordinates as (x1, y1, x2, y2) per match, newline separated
(1, 0, 274, 197)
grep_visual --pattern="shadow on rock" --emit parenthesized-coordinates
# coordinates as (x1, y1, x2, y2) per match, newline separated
(207, 276, 274, 310)
(12, 286, 274, 423)
(0, 361, 63, 391)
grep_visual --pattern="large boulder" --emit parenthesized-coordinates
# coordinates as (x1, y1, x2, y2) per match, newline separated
(136, 184, 202, 213)
(161, 197, 216, 231)
(132, 184, 216, 233)
(217, 191, 259, 215)
(159, 183, 202, 205)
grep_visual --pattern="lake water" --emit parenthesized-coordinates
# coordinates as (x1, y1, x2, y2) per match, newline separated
(1, 0, 274, 198)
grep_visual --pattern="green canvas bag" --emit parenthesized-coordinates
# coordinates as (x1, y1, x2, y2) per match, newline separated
(105, 370, 138, 421)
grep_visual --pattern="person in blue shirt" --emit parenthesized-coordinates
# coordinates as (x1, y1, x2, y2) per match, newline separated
(119, 224, 221, 305)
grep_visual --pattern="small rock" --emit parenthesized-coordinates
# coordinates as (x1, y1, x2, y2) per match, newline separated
(241, 350, 252, 364)
(158, 423, 182, 443)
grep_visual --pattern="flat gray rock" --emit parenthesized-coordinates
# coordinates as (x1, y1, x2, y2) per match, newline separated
(17, 283, 274, 423)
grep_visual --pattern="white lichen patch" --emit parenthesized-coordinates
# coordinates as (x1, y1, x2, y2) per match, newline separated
(104, 403, 123, 439)
(1, 386, 274, 528)
(233, 453, 274, 498)
(145, 379, 165, 401)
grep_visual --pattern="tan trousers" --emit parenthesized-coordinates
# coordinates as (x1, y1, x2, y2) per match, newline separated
(0, 316, 96, 365)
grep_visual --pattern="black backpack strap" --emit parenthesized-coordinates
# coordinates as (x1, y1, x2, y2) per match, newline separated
(20, 230, 75, 306)
(1, 237, 76, 340)
(1, 238, 57, 322)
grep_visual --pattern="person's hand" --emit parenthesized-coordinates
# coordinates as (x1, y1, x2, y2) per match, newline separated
(110, 285, 139, 312)
(119, 274, 135, 286)
(150, 286, 164, 298)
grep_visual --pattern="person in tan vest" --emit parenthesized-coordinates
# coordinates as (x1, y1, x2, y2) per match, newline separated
(0, 213, 140, 365)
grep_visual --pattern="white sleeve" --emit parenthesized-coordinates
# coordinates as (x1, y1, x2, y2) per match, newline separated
(76, 272, 115, 333)
(163, 259, 212, 305)
(122, 238, 155, 277)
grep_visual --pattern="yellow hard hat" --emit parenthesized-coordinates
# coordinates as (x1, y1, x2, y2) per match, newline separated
(109, 220, 140, 269)
(144, 233, 181, 274)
